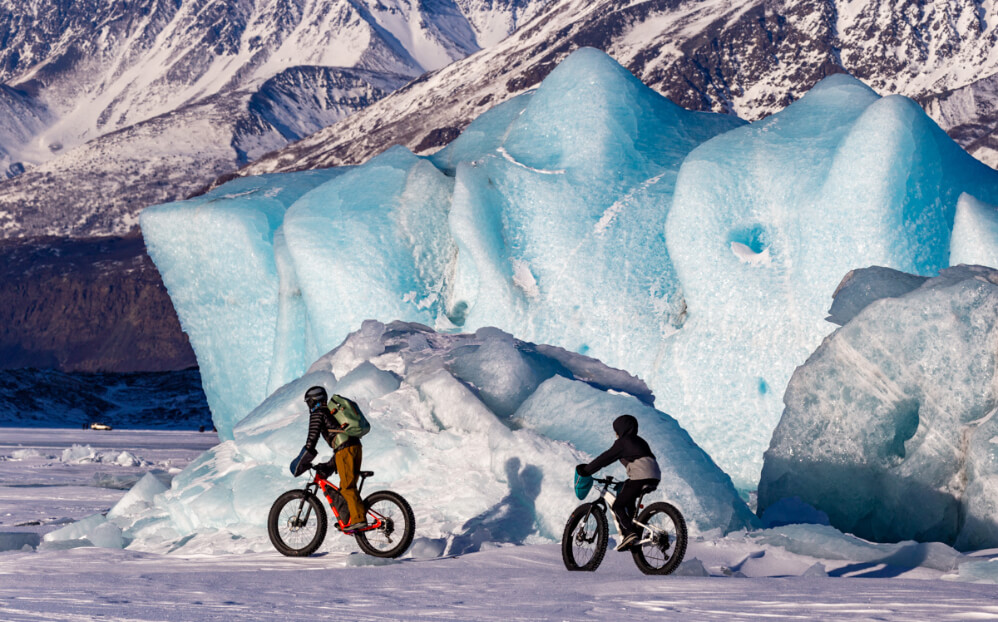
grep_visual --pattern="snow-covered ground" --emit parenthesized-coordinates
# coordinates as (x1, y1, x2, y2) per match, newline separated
(2, 428, 998, 620)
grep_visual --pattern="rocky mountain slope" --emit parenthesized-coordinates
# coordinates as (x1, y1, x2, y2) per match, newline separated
(0, 235, 195, 373)
(238, 0, 998, 177)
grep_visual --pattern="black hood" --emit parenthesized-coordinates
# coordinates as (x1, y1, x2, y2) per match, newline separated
(613, 414, 638, 437)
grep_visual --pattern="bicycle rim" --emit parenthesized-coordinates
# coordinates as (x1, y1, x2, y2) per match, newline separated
(268, 490, 327, 557)
(561, 503, 607, 571)
(632, 502, 687, 575)
(355, 491, 415, 558)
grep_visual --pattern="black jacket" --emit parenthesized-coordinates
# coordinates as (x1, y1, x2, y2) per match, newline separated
(579, 415, 660, 479)
(304, 405, 359, 454)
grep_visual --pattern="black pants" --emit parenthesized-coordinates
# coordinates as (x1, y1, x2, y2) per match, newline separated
(612, 478, 659, 535)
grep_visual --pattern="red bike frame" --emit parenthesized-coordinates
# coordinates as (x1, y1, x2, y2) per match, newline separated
(310, 469, 381, 532)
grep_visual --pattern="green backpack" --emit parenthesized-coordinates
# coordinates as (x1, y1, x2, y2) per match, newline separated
(328, 394, 371, 446)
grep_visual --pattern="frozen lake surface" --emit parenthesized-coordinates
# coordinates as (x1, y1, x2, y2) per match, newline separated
(1, 429, 997, 621)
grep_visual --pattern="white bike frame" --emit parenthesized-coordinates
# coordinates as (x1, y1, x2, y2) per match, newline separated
(592, 479, 665, 548)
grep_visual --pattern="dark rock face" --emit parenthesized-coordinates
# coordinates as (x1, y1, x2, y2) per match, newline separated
(0, 235, 196, 373)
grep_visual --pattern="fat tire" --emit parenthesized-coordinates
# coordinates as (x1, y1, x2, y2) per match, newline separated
(561, 503, 608, 571)
(268, 489, 327, 557)
(354, 490, 415, 558)
(631, 502, 687, 575)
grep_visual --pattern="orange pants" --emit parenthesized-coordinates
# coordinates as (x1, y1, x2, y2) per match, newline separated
(335, 444, 364, 525)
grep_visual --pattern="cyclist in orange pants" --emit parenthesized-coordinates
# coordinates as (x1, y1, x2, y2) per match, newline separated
(293, 386, 368, 531)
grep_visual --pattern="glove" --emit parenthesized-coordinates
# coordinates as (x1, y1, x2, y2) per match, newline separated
(576, 464, 589, 477)
(290, 446, 317, 477)
(315, 459, 337, 479)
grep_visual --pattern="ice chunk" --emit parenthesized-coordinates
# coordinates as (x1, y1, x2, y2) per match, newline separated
(445, 48, 743, 414)
(801, 563, 828, 577)
(750, 524, 965, 572)
(141, 169, 345, 438)
(10, 448, 50, 460)
(282, 147, 456, 357)
(950, 193, 998, 268)
(825, 267, 928, 326)
(760, 497, 831, 529)
(106, 322, 755, 554)
(949, 558, 998, 584)
(61, 444, 95, 463)
(0, 532, 40, 552)
(43, 513, 123, 549)
(673, 558, 711, 576)
(88, 521, 124, 549)
(109, 472, 169, 518)
(759, 266, 998, 550)
(661, 75, 998, 487)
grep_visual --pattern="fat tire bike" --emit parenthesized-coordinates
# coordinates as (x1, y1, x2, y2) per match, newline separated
(268, 467, 415, 558)
(562, 475, 687, 575)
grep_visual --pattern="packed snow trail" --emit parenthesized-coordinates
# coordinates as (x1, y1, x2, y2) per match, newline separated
(2, 544, 998, 621)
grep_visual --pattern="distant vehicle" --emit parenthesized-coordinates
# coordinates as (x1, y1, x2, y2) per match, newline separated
(89, 422, 113, 431)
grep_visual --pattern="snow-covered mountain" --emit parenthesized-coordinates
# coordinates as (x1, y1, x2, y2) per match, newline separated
(238, 0, 998, 178)
(0, 0, 553, 238)
(0, 66, 405, 238)
(0, 0, 552, 164)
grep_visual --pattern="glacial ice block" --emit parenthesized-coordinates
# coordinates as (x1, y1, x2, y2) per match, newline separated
(950, 193, 998, 268)
(143, 49, 998, 489)
(282, 146, 456, 356)
(111, 322, 756, 555)
(758, 266, 998, 550)
(141, 170, 345, 438)
(443, 47, 744, 397)
(142, 48, 742, 439)
(825, 266, 928, 327)
(660, 74, 998, 487)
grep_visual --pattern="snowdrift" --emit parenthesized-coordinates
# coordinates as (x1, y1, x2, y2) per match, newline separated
(46, 322, 756, 555)
(759, 266, 998, 550)
(142, 48, 998, 489)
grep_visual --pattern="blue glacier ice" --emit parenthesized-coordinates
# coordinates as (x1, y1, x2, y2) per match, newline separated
(142, 48, 742, 440)
(758, 265, 998, 550)
(141, 169, 346, 438)
(658, 75, 998, 486)
(78, 322, 755, 554)
(950, 193, 998, 269)
(142, 49, 998, 489)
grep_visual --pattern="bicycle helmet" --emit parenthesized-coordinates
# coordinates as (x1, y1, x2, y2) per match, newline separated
(304, 386, 328, 411)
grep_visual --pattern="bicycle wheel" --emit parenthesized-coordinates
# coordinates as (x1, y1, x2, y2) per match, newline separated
(561, 503, 608, 571)
(354, 490, 415, 558)
(631, 501, 687, 575)
(268, 490, 327, 557)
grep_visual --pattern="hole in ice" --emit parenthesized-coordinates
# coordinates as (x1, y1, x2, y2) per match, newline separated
(889, 401, 920, 460)
(728, 225, 769, 254)
(728, 225, 772, 266)
(447, 301, 468, 327)
(757, 378, 769, 395)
